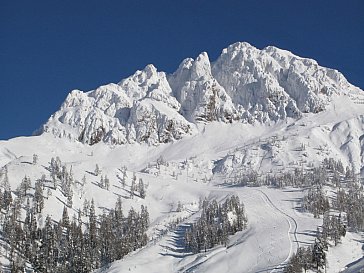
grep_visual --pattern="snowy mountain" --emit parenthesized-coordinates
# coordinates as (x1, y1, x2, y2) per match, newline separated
(38, 42, 360, 146)
(1, 42, 364, 273)
(39, 65, 195, 145)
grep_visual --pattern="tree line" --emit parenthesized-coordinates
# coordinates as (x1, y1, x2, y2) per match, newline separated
(0, 187, 149, 272)
(0, 157, 150, 272)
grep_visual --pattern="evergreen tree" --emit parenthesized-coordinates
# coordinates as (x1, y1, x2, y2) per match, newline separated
(0, 188, 2, 212)
(2, 166, 10, 191)
(139, 178, 145, 199)
(88, 199, 99, 269)
(130, 173, 136, 199)
(82, 174, 87, 186)
(113, 197, 125, 260)
(67, 188, 73, 208)
(83, 199, 90, 216)
(2, 190, 13, 211)
(33, 153, 38, 165)
(61, 206, 70, 229)
(121, 167, 127, 188)
(95, 164, 101, 176)
(312, 239, 326, 271)
(99, 212, 114, 266)
(34, 180, 44, 213)
(43, 215, 57, 270)
(100, 175, 104, 189)
(303, 187, 330, 217)
(19, 175, 31, 197)
(104, 175, 110, 190)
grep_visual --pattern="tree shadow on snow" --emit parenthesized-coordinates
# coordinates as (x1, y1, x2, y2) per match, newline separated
(42, 164, 51, 172)
(55, 196, 67, 207)
(98, 206, 113, 214)
(255, 264, 286, 273)
(158, 223, 194, 258)
(282, 197, 305, 212)
(20, 161, 33, 165)
(112, 191, 129, 200)
(296, 229, 318, 238)
(91, 181, 103, 189)
(85, 170, 97, 176)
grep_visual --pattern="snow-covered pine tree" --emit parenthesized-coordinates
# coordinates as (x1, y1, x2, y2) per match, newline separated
(2, 166, 10, 191)
(139, 178, 145, 199)
(33, 153, 38, 165)
(88, 199, 99, 269)
(121, 166, 127, 188)
(19, 175, 31, 197)
(34, 180, 44, 213)
(100, 175, 104, 189)
(130, 173, 136, 199)
(95, 164, 101, 176)
(312, 238, 326, 271)
(82, 174, 87, 186)
(104, 175, 110, 190)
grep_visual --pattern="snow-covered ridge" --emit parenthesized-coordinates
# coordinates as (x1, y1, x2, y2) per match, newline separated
(41, 68, 195, 145)
(39, 42, 362, 145)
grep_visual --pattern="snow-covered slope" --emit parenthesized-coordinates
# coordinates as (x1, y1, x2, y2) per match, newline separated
(2, 105, 364, 272)
(38, 42, 362, 146)
(1, 42, 364, 273)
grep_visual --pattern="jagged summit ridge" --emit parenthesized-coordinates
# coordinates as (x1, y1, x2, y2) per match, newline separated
(168, 52, 237, 123)
(212, 42, 352, 122)
(40, 42, 361, 145)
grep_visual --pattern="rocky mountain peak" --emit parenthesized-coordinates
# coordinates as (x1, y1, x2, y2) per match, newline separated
(39, 42, 361, 145)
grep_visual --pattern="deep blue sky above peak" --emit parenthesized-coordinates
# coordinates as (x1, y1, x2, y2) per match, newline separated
(1, 0, 363, 140)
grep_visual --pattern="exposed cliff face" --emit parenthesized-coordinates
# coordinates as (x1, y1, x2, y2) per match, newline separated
(39, 42, 361, 145)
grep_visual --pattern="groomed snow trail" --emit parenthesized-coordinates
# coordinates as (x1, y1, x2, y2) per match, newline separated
(257, 189, 299, 272)
(182, 187, 296, 273)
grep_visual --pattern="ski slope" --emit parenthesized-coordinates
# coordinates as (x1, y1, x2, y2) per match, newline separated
(100, 187, 332, 273)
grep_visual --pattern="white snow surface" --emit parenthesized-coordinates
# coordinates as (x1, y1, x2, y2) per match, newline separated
(1, 41, 364, 272)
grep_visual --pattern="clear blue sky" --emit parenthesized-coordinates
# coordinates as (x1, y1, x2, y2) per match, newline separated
(1, 0, 363, 140)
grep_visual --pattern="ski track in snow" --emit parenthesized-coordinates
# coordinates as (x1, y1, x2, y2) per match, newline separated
(173, 187, 302, 273)
(99, 187, 303, 273)
(256, 189, 299, 272)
